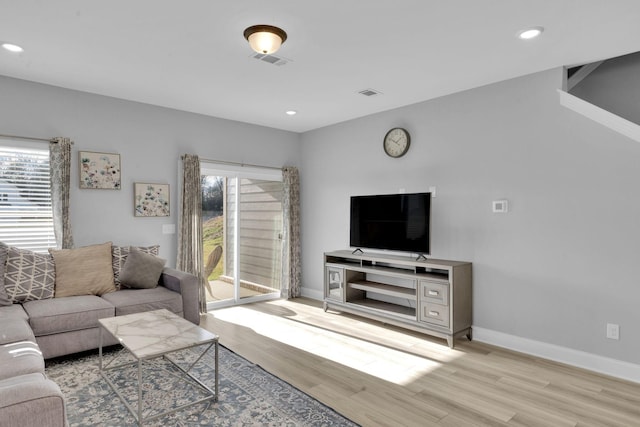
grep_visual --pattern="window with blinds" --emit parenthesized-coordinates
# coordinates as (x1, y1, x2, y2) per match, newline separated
(0, 145, 56, 252)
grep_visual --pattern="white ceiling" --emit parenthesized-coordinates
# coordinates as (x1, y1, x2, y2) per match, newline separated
(1, 1, 640, 133)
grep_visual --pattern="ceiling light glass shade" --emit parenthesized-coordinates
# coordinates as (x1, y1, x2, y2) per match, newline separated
(518, 27, 544, 40)
(244, 25, 287, 55)
(2, 43, 24, 52)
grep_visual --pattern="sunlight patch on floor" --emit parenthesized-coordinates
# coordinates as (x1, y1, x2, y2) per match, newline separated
(211, 304, 464, 386)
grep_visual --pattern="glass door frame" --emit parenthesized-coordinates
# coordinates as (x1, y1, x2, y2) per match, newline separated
(201, 162, 283, 311)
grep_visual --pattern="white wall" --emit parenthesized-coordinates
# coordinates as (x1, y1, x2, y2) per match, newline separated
(300, 67, 640, 367)
(0, 76, 300, 265)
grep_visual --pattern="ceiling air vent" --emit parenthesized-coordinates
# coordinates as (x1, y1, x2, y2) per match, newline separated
(251, 53, 290, 66)
(358, 88, 382, 97)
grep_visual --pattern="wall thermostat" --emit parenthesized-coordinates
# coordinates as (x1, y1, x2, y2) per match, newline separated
(492, 200, 509, 213)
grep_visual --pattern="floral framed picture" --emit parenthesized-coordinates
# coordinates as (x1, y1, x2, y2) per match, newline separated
(79, 151, 121, 189)
(134, 183, 170, 217)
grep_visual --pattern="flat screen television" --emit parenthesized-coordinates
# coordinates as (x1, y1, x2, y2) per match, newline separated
(350, 192, 431, 255)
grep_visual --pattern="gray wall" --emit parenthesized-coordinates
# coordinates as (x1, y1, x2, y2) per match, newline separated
(0, 75, 300, 265)
(300, 67, 640, 364)
(2, 67, 639, 365)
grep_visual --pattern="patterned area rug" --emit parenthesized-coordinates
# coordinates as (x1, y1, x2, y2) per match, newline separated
(45, 345, 358, 427)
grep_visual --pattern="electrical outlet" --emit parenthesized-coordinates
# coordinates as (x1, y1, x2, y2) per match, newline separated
(606, 323, 620, 340)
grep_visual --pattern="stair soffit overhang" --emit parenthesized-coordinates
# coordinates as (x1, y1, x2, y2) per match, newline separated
(559, 62, 640, 144)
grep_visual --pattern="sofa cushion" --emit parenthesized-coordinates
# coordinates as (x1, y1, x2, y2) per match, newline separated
(119, 248, 166, 289)
(0, 341, 44, 381)
(0, 372, 45, 389)
(22, 295, 115, 336)
(0, 303, 29, 322)
(112, 244, 159, 288)
(0, 318, 36, 345)
(101, 287, 182, 317)
(49, 242, 115, 298)
(4, 246, 55, 303)
(0, 242, 11, 306)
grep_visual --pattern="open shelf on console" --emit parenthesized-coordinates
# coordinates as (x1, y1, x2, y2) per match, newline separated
(348, 298, 416, 320)
(349, 280, 416, 301)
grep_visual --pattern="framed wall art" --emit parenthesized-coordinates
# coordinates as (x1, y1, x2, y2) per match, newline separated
(134, 182, 170, 217)
(79, 151, 121, 189)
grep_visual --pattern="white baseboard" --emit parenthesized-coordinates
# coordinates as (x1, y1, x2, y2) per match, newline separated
(300, 288, 323, 301)
(473, 326, 640, 384)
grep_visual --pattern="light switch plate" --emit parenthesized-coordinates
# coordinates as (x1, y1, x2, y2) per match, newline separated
(162, 224, 176, 234)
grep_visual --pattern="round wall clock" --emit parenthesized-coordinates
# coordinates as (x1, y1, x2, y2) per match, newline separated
(383, 127, 410, 158)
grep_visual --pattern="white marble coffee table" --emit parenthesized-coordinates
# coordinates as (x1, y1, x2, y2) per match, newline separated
(98, 309, 218, 426)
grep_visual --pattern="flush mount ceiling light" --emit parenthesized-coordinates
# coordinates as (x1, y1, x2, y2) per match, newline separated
(244, 25, 287, 55)
(1, 43, 24, 53)
(518, 26, 544, 40)
(285, 110, 297, 116)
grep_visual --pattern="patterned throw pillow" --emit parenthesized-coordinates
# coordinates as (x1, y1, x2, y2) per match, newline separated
(112, 245, 160, 288)
(0, 242, 11, 306)
(4, 246, 56, 303)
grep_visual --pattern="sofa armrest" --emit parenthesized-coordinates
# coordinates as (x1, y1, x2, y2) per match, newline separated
(159, 267, 200, 325)
(0, 373, 67, 427)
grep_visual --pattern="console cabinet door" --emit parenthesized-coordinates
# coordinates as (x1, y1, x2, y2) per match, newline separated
(325, 266, 344, 302)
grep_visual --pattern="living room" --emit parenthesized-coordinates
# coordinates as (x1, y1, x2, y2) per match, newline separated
(1, 2, 640, 426)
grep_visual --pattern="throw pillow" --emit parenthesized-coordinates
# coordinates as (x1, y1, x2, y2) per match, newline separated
(112, 244, 159, 288)
(50, 242, 116, 297)
(119, 248, 166, 289)
(0, 242, 11, 306)
(4, 246, 56, 303)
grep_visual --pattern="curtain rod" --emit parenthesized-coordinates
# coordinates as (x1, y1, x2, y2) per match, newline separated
(0, 133, 73, 144)
(184, 156, 282, 171)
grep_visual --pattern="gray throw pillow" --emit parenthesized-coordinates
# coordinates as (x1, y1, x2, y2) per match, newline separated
(112, 244, 160, 288)
(119, 248, 166, 289)
(0, 242, 11, 306)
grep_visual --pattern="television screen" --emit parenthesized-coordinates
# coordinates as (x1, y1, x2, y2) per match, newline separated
(350, 192, 431, 254)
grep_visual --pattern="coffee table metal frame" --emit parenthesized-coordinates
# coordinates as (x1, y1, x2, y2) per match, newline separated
(98, 311, 218, 426)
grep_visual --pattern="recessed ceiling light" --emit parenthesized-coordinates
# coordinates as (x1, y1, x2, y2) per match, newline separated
(2, 43, 24, 53)
(285, 110, 297, 116)
(518, 27, 544, 40)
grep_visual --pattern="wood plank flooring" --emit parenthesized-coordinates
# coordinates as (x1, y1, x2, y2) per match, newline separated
(200, 298, 640, 427)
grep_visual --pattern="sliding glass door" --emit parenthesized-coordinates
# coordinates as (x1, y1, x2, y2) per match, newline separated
(201, 163, 283, 309)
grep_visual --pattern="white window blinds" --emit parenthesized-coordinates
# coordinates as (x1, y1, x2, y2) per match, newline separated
(0, 145, 55, 252)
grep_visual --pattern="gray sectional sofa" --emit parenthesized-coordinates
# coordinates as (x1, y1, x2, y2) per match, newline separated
(0, 243, 200, 427)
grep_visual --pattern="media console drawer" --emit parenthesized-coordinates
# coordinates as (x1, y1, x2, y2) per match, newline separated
(419, 303, 450, 327)
(419, 281, 448, 306)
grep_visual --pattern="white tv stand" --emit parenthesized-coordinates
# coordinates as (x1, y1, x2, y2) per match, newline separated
(324, 250, 472, 348)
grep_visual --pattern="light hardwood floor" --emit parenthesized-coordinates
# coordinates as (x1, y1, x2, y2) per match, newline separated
(200, 298, 640, 427)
